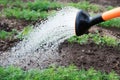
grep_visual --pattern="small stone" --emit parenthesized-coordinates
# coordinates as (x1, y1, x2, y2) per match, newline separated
(82, 50, 85, 52)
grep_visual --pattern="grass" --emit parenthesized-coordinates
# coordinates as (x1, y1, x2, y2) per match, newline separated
(0, 65, 119, 80)
(68, 33, 119, 46)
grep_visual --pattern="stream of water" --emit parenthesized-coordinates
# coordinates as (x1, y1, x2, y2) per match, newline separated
(0, 7, 79, 69)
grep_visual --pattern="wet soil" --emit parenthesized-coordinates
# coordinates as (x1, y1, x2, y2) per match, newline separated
(0, 18, 31, 32)
(58, 41, 120, 75)
(0, 39, 18, 52)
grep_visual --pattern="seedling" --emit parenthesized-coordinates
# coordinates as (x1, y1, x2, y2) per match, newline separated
(0, 66, 119, 80)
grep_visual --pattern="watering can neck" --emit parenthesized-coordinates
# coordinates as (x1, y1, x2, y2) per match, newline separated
(89, 14, 104, 27)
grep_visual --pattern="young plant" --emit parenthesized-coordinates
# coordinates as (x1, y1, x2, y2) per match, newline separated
(4, 8, 48, 21)
(68, 34, 89, 44)
(0, 29, 17, 40)
(27, 0, 62, 11)
(16, 26, 33, 39)
(0, 30, 9, 40)
(0, 0, 24, 8)
(68, 1, 101, 12)
(99, 18, 120, 28)
(68, 33, 119, 46)
(0, 65, 119, 80)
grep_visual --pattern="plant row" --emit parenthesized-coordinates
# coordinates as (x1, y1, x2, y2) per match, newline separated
(68, 33, 120, 46)
(0, 65, 119, 80)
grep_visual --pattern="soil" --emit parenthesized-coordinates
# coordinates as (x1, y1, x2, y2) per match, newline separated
(0, 18, 31, 32)
(1, 0, 120, 75)
(88, 0, 120, 7)
(58, 41, 120, 74)
(0, 17, 32, 52)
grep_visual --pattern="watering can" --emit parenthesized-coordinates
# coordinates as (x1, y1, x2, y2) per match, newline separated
(75, 7, 120, 36)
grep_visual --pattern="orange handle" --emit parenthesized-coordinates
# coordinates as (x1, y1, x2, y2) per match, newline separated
(102, 7, 120, 21)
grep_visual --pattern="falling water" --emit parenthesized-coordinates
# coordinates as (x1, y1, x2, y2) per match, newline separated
(0, 7, 79, 69)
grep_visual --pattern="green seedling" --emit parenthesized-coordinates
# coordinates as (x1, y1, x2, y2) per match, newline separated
(99, 18, 120, 28)
(27, 0, 62, 11)
(0, 30, 17, 40)
(4, 8, 44, 21)
(0, 0, 24, 8)
(68, 33, 119, 47)
(16, 26, 33, 39)
(0, 65, 119, 80)
(68, 34, 89, 44)
(68, 1, 101, 12)
(0, 30, 9, 39)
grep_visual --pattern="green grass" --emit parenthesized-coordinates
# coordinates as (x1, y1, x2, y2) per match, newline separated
(68, 33, 119, 46)
(0, 65, 119, 80)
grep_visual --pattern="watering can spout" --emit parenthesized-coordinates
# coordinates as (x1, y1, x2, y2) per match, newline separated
(75, 7, 120, 36)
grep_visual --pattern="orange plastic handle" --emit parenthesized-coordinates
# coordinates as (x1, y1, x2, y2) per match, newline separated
(102, 7, 120, 21)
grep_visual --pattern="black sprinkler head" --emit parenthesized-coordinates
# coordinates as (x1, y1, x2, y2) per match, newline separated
(75, 10, 90, 36)
(75, 10, 104, 36)
(75, 7, 120, 36)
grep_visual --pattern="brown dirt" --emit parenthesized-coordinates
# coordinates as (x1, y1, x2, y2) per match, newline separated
(89, 26, 120, 39)
(0, 18, 31, 32)
(58, 41, 120, 74)
(88, 0, 120, 7)
(0, 17, 32, 52)
(0, 39, 19, 52)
